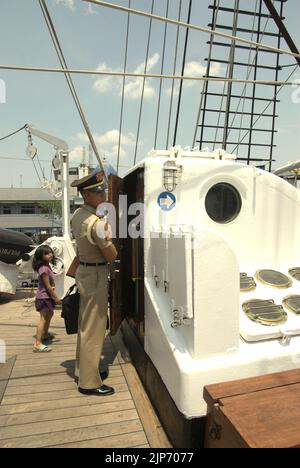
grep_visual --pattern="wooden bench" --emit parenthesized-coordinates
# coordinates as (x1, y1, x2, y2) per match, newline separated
(203, 369, 300, 448)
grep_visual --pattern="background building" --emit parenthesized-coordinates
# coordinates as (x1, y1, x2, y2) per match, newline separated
(0, 188, 62, 242)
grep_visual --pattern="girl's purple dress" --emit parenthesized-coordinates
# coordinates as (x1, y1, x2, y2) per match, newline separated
(35, 265, 55, 313)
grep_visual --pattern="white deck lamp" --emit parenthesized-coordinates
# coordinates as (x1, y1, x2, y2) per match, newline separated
(163, 160, 179, 192)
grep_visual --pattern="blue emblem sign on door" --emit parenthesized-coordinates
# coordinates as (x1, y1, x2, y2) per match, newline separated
(157, 192, 176, 212)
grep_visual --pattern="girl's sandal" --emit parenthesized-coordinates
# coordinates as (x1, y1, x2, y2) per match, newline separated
(33, 344, 52, 353)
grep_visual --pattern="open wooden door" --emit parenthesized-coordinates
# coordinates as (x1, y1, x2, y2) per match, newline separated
(123, 169, 145, 343)
(108, 169, 145, 341)
(108, 175, 124, 336)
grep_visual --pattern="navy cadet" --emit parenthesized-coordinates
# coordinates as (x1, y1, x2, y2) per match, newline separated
(71, 169, 118, 396)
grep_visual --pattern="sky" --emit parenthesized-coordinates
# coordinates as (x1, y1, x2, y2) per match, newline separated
(0, 0, 300, 188)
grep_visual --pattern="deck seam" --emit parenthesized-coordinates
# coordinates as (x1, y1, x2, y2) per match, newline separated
(0, 410, 140, 441)
(0, 356, 17, 406)
(44, 429, 145, 449)
(0, 400, 134, 423)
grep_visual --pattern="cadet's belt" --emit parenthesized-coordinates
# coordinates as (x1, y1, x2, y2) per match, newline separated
(79, 261, 107, 267)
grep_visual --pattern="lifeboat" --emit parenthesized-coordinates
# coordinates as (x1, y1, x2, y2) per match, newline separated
(0, 228, 34, 265)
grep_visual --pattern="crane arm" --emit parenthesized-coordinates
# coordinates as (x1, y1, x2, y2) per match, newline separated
(25, 124, 68, 151)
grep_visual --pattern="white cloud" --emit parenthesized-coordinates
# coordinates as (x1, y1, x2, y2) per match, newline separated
(134, 53, 160, 74)
(184, 61, 206, 79)
(77, 133, 89, 143)
(123, 79, 156, 100)
(77, 130, 136, 147)
(85, 3, 97, 15)
(165, 61, 224, 95)
(69, 146, 84, 164)
(93, 53, 160, 100)
(123, 53, 159, 99)
(93, 63, 116, 94)
(165, 83, 180, 98)
(54, 0, 75, 11)
(99, 130, 136, 147)
(76, 130, 139, 162)
(109, 145, 127, 158)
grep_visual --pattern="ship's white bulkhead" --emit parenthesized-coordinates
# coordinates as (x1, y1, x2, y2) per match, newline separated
(138, 148, 300, 418)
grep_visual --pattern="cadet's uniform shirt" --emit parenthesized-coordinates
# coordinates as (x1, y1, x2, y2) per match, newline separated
(71, 204, 112, 264)
(71, 204, 112, 389)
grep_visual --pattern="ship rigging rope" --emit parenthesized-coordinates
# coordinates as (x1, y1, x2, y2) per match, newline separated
(133, 0, 155, 166)
(83, 0, 300, 64)
(192, 0, 221, 149)
(166, 0, 182, 150)
(234, 0, 261, 157)
(217, 0, 240, 151)
(117, 0, 131, 174)
(1, 64, 299, 87)
(154, 0, 170, 150)
(31, 157, 43, 185)
(173, 0, 193, 148)
(192, 0, 270, 150)
(38, 0, 107, 181)
(227, 0, 270, 151)
(0, 121, 44, 186)
(231, 64, 299, 154)
(0, 125, 27, 141)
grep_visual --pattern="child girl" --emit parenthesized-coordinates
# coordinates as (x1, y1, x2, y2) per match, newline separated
(32, 245, 61, 352)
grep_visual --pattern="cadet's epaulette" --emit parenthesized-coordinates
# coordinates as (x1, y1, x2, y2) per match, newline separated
(86, 215, 99, 246)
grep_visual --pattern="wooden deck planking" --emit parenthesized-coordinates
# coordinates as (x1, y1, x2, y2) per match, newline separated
(121, 362, 172, 449)
(0, 392, 133, 416)
(0, 420, 144, 448)
(0, 408, 140, 439)
(0, 291, 171, 448)
(0, 399, 135, 427)
(51, 431, 148, 449)
(1, 383, 130, 406)
(6, 368, 123, 387)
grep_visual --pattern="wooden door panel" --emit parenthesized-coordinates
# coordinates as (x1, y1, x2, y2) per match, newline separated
(108, 175, 124, 336)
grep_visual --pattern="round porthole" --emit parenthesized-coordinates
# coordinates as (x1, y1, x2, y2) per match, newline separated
(205, 183, 242, 224)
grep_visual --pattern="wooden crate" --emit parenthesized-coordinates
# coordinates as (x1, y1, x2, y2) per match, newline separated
(203, 369, 300, 448)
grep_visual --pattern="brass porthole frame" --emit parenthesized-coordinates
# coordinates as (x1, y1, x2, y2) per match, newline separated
(254, 269, 293, 289)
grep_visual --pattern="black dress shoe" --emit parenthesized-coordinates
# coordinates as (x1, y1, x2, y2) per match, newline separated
(74, 369, 108, 384)
(78, 385, 115, 396)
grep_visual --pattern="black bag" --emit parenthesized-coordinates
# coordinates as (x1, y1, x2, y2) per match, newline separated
(61, 284, 80, 335)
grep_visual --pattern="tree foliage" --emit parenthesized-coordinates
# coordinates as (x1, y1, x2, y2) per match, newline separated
(39, 201, 62, 218)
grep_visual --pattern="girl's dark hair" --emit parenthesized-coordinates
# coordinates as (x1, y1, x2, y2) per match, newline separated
(32, 245, 56, 272)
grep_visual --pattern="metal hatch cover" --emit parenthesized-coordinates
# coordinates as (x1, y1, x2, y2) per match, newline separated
(282, 295, 300, 315)
(288, 268, 300, 281)
(255, 269, 293, 289)
(240, 273, 256, 292)
(242, 299, 287, 327)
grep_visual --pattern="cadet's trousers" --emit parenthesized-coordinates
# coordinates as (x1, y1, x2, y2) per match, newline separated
(75, 264, 108, 389)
